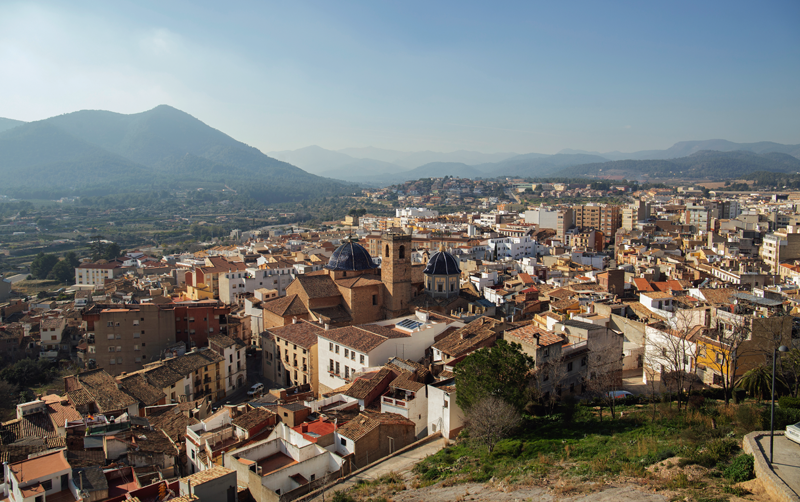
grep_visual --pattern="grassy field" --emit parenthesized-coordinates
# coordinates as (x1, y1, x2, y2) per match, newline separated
(346, 401, 765, 502)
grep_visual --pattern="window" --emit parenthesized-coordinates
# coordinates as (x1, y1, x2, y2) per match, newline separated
(41, 480, 52, 491)
(372, 294, 377, 306)
(133, 320, 139, 326)
(399, 245, 405, 259)
(341, 438, 346, 446)
(134, 344, 140, 351)
(581, 356, 587, 367)
(134, 332, 140, 338)
(117, 358, 122, 364)
(543, 348, 549, 357)
(567, 362, 573, 372)
(108, 347, 115, 352)
(116, 334, 122, 339)
(360, 354, 365, 364)
(345, 366, 349, 378)
(117, 346, 122, 352)
(107, 321, 113, 327)
(335, 361, 340, 374)
(107, 334, 115, 340)
(330, 359, 334, 371)
(329, 342, 334, 351)
(110, 359, 116, 365)
(345, 349, 349, 358)
(351, 351, 356, 361)
(335, 345, 340, 354)
(385, 244, 390, 257)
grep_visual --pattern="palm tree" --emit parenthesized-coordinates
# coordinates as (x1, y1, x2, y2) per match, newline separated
(736, 364, 789, 402)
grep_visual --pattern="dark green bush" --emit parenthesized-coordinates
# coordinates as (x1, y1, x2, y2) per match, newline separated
(761, 406, 800, 430)
(724, 454, 755, 482)
(779, 396, 800, 409)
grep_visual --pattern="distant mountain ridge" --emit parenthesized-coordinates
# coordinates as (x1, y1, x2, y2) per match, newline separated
(0, 105, 351, 201)
(0, 117, 25, 134)
(274, 139, 800, 184)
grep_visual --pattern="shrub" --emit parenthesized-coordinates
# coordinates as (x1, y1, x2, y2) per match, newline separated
(779, 396, 800, 409)
(688, 395, 706, 409)
(724, 454, 755, 482)
(734, 405, 763, 432)
(705, 437, 739, 463)
(331, 490, 356, 502)
(761, 406, 800, 430)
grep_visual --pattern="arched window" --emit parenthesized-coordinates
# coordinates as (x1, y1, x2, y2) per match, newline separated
(399, 245, 405, 259)
(385, 245, 390, 257)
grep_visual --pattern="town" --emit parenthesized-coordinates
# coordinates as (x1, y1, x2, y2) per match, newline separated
(0, 178, 799, 501)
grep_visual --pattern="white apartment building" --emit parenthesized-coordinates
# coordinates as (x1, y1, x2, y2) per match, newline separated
(316, 313, 464, 394)
(219, 265, 296, 304)
(75, 261, 127, 286)
(396, 207, 439, 219)
(487, 236, 544, 260)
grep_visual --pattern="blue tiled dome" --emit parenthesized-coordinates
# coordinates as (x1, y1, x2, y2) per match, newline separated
(424, 251, 460, 276)
(325, 240, 379, 271)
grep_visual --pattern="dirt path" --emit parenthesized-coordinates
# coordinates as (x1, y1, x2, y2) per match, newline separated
(389, 482, 668, 502)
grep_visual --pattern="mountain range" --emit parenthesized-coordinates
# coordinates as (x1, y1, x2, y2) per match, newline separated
(0, 106, 352, 202)
(270, 141, 800, 184)
(1, 106, 798, 196)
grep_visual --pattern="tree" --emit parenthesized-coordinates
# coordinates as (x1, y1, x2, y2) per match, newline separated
(454, 340, 534, 412)
(737, 364, 787, 402)
(47, 259, 75, 283)
(0, 358, 57, 387)
(465, 396, 521, 453)
(102, 242, 122, 260)
(30, 252, 59, 280)
(64, 251, 80, 268)
(586, 344, 625, 420)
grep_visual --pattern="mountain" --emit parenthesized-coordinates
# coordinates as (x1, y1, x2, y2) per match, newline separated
(268, 145, 364, 174)
(481, 153, 608, 177)
(0, 117, 25, 134)
(557, 150, 800, 180)
(337, 146, 408, 164)
(317, 157, 405, 182)
(558, 140, 800, 161)
(390, 150, 520, 169)
(0, 105, 351, 201)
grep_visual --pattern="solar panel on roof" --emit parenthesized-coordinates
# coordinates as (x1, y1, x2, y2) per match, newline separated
(396, 319, 423, 330)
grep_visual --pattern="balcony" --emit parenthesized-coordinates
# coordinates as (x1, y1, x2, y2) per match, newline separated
(382, 396, 406, 407)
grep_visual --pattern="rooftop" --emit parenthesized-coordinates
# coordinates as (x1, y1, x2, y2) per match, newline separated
(9, 450, 71, 483)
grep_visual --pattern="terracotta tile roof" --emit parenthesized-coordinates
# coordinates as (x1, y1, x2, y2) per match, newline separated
(142, 365, 184, 389)
(76, 369, 138, 413)
(336, 275, 383, 289)
(147, 408, 199, 443)
(293, 275, 342, 299)
(388, 371, 425, 392)
(162, 350, 224, 377)
(336, 412, 379, 441)
(119, 373, 166, 406)
(311, 305, 353, 324)
(261, 294, 309, 317)
(42, 395, 82, 428)
(232, 407, 274, 431)
(135, 429, 179, 456)
(641, 291, 674, 300)
(550, 298, 580, 311)
(697, 288, 738, 305)
(180, 465, 235, 486)
(505, 324, 565, 348)
(8, 450, 70, 483)
(265, 321, 323, 349)
(321, 325, 407, 353)
(345, 368, 393, 400)
(208, 334, 236, 348)
(67, 388, 94, 407)
(431, 317, 504, 358)
(632, 278, 655, 292)
(0, 412, 58, 444)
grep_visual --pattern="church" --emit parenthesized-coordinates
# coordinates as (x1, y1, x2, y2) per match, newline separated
(258, 232, 471, 329)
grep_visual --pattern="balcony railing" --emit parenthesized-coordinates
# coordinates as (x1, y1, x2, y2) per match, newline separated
(382, 396, 406, 407)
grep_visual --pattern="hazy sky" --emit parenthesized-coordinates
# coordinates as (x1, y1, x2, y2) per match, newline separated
(1, 1, 798, 154)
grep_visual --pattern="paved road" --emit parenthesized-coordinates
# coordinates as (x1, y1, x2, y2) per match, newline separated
(309, 436, 447, 501)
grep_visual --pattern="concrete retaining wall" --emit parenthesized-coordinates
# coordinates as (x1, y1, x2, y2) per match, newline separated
(743, 431, 800, 502)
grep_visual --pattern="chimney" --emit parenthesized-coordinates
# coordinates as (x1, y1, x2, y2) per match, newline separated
(292, 317, 297, 324)
(324, 324, 329, 331)
(187, 478, 192, 497)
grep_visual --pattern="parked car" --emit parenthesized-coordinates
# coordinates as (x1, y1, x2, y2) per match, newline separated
(787, 422, 800, 445)
(606, 390, 634, 399)
(247, 383, 264, 396)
